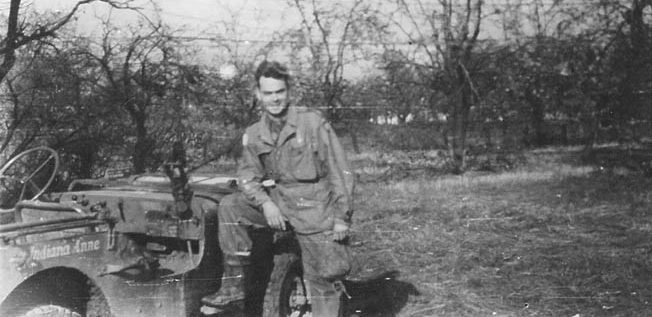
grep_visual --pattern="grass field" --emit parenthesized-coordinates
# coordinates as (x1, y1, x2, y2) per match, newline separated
(344, 147, 652, 316)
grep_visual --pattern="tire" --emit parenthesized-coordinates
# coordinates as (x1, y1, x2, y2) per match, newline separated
(262, 253, 311, 317)
(15, 305, 81, 317)
(86, 285, 113, 317)
(0, 270, 112, 317)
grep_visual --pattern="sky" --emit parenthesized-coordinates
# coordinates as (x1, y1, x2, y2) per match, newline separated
(31, 0, 301, 42)
(15, 0, 568, 80)
(28, 0, 335, 75)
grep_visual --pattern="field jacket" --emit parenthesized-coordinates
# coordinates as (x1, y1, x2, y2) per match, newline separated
(237, 106, 354, 234)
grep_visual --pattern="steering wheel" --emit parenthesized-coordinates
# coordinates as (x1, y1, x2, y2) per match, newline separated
(0, 147, 60, 203)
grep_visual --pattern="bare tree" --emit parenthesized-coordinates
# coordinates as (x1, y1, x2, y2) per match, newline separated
(285, 0, 386, 153)
(390, 0, 484, 172)
(0, 0, 135, 84)
(82, 18, 192, 173)
(380, 50, 429, 124)
(0, 78, 39, 156)
(2, 37, 123, 177)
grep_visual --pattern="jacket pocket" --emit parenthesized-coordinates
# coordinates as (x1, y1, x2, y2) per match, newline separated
(291, 195, 329, 231)
(287, 140, 319, 181)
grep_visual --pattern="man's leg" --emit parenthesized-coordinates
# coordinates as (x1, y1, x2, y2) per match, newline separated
(296, 232, 352, 317)
(217, 192, 268, 258)
(306, 279, 343, 316)
(202, 192, 268, 307)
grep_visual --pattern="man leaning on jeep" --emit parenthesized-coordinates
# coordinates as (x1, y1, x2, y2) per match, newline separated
(202, 60, 355, 316)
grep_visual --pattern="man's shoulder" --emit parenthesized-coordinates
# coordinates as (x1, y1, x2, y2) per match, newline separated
(241, 120, 265, 147)
(295, 106, 327, 124)
(245, 119, 265, 134)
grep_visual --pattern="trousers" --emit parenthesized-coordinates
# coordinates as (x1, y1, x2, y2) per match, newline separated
(218, 192, 352, 316)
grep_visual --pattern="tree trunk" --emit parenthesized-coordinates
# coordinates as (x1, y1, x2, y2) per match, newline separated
(133, 117, 148, 174)
(0, 0, 20, 84)
(526, 88, 546, 146)
(561, 124, 568, 145)
(0, 122, 18, 155)
(78, 142, 96, 179)
(556, 83, 567, 145)
(348, 125, 361, 154)
(450, 87, 471, 174)
(449, 63, 473, 174)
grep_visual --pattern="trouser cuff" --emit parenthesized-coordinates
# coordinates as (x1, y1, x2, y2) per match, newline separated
(223, 253, 251, 266)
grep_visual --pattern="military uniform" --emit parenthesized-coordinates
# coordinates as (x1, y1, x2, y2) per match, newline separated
(217, 105, 354, 315)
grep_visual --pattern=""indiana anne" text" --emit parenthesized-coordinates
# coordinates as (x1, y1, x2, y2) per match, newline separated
(30, 238, 101, 261)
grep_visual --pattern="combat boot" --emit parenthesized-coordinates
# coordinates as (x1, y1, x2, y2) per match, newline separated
(202, 255, 249, 307)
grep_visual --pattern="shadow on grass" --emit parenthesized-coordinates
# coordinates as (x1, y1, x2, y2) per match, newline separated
(342, 270, 420, 317)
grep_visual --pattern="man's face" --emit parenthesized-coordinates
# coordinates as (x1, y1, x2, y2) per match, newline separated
(256, 76, 289, 116)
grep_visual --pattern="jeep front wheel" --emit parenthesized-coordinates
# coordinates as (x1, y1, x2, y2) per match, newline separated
(18, 305, 81, 317)
(0, 270, 112, 317)
(263, 253, 311, 317)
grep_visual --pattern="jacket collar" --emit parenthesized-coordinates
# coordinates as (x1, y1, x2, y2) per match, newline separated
(259, 106, 298, 146)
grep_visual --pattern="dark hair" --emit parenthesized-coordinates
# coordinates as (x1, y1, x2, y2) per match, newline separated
(254, 61, 290, 87)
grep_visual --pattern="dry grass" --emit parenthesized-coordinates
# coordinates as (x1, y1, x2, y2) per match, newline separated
(347, 147, 652, 316)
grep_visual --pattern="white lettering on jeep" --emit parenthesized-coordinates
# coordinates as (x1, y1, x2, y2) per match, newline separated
(30, 237, 102, 261)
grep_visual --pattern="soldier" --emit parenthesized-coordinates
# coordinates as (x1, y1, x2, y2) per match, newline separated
(202, 60, 355, 316)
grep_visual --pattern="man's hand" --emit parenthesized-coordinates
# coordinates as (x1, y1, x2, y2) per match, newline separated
(331, 223, 349, 242)
(262, 201, 286, 231)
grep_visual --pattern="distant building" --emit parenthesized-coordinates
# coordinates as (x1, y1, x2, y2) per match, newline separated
(371, 113, 415, 125)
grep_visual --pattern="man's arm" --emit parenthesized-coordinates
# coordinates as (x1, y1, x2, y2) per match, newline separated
(237, 133, 286, 230)
(237, 133, 272, 206)
(319, 121, 355, 235)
